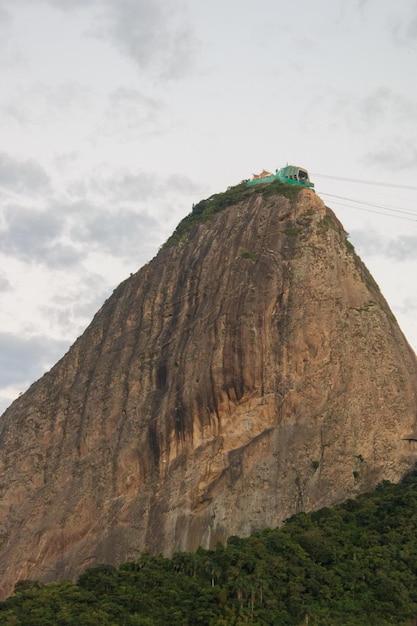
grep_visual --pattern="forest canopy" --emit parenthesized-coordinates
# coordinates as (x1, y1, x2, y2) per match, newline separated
(2, 469, 417, 625)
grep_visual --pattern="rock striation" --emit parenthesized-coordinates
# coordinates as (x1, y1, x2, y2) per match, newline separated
(1, 184, 417, 598)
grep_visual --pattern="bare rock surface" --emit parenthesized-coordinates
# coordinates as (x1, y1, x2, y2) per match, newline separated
(1, 186, 417, 598)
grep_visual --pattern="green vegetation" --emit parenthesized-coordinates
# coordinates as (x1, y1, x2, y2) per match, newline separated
(353, 301, 377, 313)
(3, 469, 417, 624)
(161, 182, 251, 249)
(318, 215, 334, 231)
(241, 251, 256, 260)
(284, 227, 302, 238)
(161, 180, 302, 250)
(345, 238, 355, 253)
(258, 178, 302, 201)
(318, 215, 352, 251)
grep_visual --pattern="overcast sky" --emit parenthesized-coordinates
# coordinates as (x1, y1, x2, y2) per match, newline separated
(1, 0, 417, 414)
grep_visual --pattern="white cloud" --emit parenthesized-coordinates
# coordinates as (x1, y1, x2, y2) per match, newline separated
(365, 139, 417, 170)
(0, 203, 65, 263)
(333, 88, 417, 135)
(0, 331, 69, 387)
(75, 207, 159, 258)
(386, 235, 417, 261)
(396, 295, 417, 316)
(390, 3, 417, 45)
(0, 6, 12, 52)
(0, 274, 11, 291)
(0, 0, 198, 80)
(102, 87, 164, 140)
(357, 0, 371, 9)
(37, 273, 111, 336)
(350, 229, 417, 261)
(83, 169, 203, 204)
(90, 0, 197, 79)
(0, 4, 11, 23)
(0, 153, 50, 194)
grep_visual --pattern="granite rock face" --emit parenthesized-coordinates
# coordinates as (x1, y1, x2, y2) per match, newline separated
(1, 187, 417, 598)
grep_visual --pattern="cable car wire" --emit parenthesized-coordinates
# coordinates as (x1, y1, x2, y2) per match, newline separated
(320, 193, 417, 219)
(324, 200, 417, 222)
(312, 173, 417, 191)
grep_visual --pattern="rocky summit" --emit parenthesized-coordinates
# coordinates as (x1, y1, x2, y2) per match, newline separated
(1, 183, 417, 598)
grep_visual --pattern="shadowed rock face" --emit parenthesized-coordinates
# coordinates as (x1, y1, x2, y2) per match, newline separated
(1, 187, 417, 597)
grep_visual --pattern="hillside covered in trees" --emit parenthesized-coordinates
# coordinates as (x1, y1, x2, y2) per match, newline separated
(2, 468, 417, 625)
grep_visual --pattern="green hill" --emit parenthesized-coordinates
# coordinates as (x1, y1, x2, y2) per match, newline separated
(3, 468, 417, 625)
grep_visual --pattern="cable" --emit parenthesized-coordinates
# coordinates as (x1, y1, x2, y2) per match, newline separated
(322, 198, 417, 223)
(321, 193, 417, 218)
(312, 173, 417, 191)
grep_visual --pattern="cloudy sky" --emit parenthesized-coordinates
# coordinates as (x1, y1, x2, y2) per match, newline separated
(1, 0, 416, 413)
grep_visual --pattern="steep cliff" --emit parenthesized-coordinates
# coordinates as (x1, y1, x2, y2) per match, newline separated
(1, 183, 417, 598)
